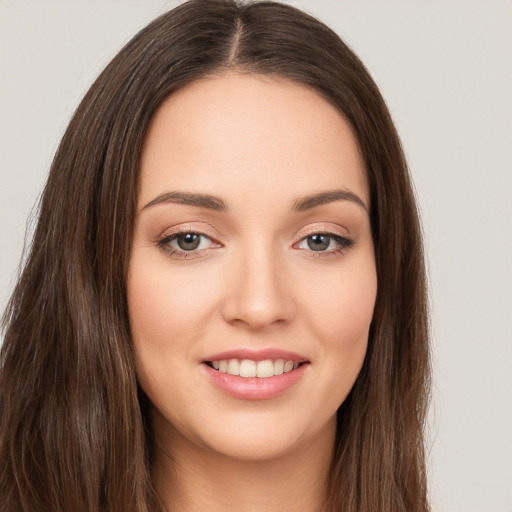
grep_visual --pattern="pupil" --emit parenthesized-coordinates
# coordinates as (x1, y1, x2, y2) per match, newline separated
(177, 233, 200, 250)
(307, 234, 329, 251)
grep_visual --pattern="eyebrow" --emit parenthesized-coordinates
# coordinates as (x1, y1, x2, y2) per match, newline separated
(291, 189, 368, 213)
(141, 189, 368, 213)
(142, 191, 227, 211)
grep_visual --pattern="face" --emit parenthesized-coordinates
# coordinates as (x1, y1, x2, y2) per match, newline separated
(128, 73, 377, 462)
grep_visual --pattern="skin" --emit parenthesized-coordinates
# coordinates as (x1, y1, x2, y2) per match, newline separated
(127, 72, 377, 511)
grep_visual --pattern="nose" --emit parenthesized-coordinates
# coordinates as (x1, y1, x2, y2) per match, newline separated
(221, 243, 296, 331)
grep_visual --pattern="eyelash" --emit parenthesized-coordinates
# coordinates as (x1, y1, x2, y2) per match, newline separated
(296, 232, 354, 259)
(157, 230, 354, 260)
(157, 231, 219, 259)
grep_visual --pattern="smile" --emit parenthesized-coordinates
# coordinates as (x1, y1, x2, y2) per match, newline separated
(201, 349, 310, 400)
(205, 358, 305, 378)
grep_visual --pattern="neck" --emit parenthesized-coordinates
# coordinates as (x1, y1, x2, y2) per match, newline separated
(152, 419, 335, 512)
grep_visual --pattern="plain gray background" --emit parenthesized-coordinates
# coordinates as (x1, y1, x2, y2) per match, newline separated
(1, 1, 511, 511)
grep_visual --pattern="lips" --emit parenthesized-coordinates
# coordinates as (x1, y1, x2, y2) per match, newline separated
(201, 348, 310, 400)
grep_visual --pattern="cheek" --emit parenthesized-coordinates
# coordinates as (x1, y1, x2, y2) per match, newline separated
(294, 253, 377, 408)
(328, 274, 375, 347)
(127, 258, 222, 352)
(297, 258, 377, 350)
(126, 259, 222, 418)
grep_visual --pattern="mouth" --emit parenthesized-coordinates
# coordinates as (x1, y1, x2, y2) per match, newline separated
(200, 349, 311, 399)
(203, 358, 310, 379)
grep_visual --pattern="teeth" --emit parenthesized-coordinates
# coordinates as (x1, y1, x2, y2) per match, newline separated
(256, 360, 274, 378)
(227, 359, 240, 376)
(284, 360, 294, 372)
(210, 358, 303, 378)
(239, 359, 257, 377)
(273, 359, 284, 375)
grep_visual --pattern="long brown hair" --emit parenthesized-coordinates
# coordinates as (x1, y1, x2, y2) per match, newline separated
(0, 1, 430, 511)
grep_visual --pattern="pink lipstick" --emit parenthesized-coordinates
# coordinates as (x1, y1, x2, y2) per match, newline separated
(201, 348, 310, 400)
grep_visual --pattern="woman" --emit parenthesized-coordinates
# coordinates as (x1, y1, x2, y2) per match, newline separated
(0, 1, 430, 511)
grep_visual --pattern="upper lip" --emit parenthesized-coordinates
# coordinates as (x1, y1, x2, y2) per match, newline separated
(202, 348, 309, 363)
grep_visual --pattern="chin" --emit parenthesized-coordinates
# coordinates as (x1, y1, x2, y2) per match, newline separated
(163, 406, 338, 464)
(206, 428, 303, 462)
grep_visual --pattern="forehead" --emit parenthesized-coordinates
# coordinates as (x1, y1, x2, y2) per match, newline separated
(139, 72, 369, 211)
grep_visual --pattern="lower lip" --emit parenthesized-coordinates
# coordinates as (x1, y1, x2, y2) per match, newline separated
(202, 363, 309, 400)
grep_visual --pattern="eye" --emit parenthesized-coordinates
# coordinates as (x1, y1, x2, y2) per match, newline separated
(172, 233, 205, 251)
(296, 233, 354, 255)
(158, 231, 218, 258)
